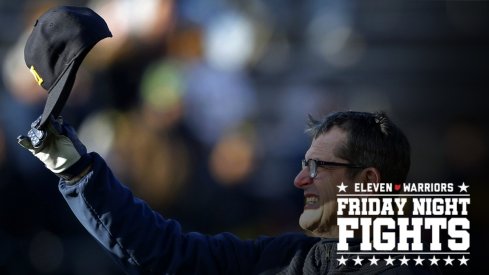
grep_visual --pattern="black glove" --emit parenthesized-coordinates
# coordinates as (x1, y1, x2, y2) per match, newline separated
(17, 115, 92, 180)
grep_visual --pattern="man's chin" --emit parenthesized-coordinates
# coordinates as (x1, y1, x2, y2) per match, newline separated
(298, 208, 322, 232)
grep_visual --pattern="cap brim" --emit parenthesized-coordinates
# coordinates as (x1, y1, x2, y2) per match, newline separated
(38, 59, 80, 128)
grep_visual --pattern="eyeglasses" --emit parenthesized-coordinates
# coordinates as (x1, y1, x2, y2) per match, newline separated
(301, 159, 365, 178)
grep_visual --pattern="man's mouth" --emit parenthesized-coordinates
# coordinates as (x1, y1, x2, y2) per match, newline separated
(304, 195, 319, 209)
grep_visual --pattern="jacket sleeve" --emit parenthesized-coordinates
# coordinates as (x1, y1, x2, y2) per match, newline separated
(58, 152, 264, 275)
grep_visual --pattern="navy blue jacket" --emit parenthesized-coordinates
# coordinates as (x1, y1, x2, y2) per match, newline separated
(58, 153, 438, 274)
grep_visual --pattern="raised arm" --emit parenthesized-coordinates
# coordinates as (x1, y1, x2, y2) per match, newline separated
(18, 116, 262, 274)
(60, 152, 264, 274)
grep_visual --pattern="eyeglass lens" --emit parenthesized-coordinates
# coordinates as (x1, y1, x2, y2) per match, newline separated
(302, 159, 317, 178)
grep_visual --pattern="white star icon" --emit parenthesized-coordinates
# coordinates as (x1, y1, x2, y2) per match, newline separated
(369, 255, 379, 266)
(429, 255, 439, 266)
(458, 182, 469, 193)
(413, 256, 424, 266)
(337, 255, 348, 266)
(400, 255, 410, 266)
(443, 255, 454, 266)
(459, 256, 469, 266)
(384, 256, 395, 266)
(353, 255, 363, 266)
(337, 182, 348, 192)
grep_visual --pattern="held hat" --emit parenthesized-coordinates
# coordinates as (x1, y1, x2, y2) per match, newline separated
(24, 6, 111, 128)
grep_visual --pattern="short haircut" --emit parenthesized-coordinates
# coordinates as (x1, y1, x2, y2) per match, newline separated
(306, 111, 411, 182)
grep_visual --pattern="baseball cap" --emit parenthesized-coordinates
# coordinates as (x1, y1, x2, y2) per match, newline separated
(24, 6, 112, 128)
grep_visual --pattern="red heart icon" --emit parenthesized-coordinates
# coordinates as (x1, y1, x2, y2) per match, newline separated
(394, 184, 401, 191)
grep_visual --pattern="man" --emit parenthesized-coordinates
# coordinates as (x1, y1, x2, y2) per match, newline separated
(18, 111, 435, 274)
(296, 112, 410, 238)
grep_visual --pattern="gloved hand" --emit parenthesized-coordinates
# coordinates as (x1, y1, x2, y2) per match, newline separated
(17, 115, 92, 181)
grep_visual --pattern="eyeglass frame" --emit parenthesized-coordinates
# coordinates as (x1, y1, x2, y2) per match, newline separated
(301, 159, 365, 178)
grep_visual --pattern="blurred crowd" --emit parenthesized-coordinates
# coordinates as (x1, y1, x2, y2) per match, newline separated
(0, 0, 488, 274)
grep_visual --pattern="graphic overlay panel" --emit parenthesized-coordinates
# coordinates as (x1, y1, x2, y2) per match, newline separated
(336, 182, 470, 268)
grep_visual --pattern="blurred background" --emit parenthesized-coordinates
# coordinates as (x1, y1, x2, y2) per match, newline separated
(0, 0, 487, 274)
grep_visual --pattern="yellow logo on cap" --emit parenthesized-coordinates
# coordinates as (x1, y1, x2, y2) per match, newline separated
(29, 66, 44, 86)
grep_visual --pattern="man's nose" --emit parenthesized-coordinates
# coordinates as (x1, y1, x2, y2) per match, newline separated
(294, 168, 313, 188)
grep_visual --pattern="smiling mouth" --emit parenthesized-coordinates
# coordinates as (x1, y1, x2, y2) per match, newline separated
(304, 195, 319, 209)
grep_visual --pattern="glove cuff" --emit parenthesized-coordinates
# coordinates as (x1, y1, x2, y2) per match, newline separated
(57, 153, 93, 180)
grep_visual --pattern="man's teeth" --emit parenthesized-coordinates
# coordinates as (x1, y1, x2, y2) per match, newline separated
(305, 196, 318, 205)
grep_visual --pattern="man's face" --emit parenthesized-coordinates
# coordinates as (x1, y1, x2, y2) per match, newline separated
(294, 126, 359, 237)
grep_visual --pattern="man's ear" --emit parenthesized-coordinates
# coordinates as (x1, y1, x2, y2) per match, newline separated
(358, 167, 381, 183)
